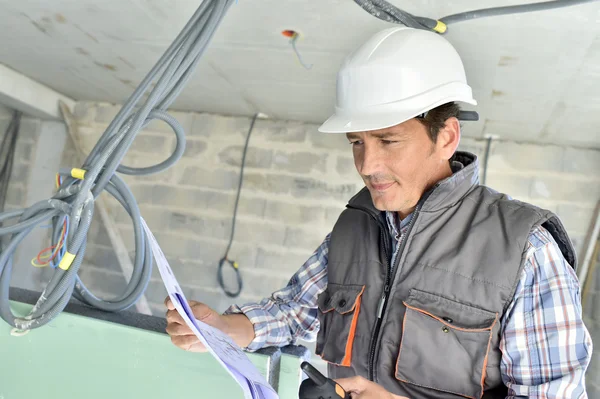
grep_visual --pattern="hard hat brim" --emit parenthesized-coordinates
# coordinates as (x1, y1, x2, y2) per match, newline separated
(318, 96, 477, 134)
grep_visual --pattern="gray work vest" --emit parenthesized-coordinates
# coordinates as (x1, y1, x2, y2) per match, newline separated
(316, 152, 576, 399)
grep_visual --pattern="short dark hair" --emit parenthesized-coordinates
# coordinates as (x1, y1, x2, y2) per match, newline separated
(416, 102, 461, 143)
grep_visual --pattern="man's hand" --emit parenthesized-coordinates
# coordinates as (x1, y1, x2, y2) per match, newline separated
(164, 296, 255, 352)
(335, 376, 409, 399)
(165, 297, 226, 352)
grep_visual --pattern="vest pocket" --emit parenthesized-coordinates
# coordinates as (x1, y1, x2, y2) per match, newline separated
(315, 283, 365, 367)
(395, 289, 498, 399)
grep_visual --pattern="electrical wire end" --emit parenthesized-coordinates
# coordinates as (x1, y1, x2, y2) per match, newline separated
(10, 327, 30, 337)
(282, 29, 313, 70)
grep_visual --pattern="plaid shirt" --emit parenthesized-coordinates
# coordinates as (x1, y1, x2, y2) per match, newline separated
(226, 212, 593, 398)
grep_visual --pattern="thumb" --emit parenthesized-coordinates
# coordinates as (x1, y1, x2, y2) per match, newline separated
(189, 301, 217, 322)
(334, 376, 365, 393)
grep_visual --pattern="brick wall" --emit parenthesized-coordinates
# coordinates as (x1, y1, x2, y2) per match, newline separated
(69, 102, 364, 315)
(23, 101, 593, 316)
(3, 101, 599, 385)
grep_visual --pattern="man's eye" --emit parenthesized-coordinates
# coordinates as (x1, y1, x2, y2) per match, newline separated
(381, 140, 396, 144)
(350, 141, 363, 146)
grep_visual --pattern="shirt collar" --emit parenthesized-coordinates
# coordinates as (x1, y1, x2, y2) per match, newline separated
(385, 211, 413, 238)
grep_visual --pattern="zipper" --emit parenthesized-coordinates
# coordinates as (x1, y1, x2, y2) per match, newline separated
(345, 186, 436, 382)
(378, 231, 400, 318)
(367, 205, 420, 381)
(366, 227, 391, 380)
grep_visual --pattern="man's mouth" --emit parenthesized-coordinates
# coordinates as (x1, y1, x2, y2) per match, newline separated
(370, 182, 394, 192)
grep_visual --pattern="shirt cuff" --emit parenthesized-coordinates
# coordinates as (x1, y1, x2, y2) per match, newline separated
(223, 303, 271, 352)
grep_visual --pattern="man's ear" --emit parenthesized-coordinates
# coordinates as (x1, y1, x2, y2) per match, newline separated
(437, 117, 461, 160)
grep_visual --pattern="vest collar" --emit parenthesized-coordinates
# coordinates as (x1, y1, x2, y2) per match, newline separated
(347, 151, 480, 215)
(422, 151, 479, 212)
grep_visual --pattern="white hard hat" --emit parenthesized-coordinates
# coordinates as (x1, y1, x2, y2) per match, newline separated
(318, 27, 477, 133)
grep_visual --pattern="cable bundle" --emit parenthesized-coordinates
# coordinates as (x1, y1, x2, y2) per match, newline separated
(30, 175, 69, 269)
(0, 0, 235, 330)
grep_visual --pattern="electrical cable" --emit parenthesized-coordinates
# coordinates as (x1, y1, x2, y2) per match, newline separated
(0, 110, 20, 257)
(352, 0, 442, 31)
(439, 0, 600, 26)
(353, 0, 600, 34)
(282, 30, 313, 70)
(217, 113, 259, 298)
(0, 0, 236, 331)
(290, 34, 313, 70)
(31, 176, 69, 269)
(0, 111, 21, 214)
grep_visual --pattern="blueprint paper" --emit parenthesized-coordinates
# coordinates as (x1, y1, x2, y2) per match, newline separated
(141, 218, 278, 399)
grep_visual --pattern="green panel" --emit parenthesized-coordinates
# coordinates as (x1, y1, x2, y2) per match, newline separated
(278, 353, 306, 399)
(0, 302, 277, 399)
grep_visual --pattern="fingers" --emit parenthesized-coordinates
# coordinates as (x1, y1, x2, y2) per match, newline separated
(166, 309, 185, 325)
(335, 376, 367, 394)
(164, 296, 175, 310)
(170, 334, 207, 352)
(164, 297, 213, 322)
(166, 321, 193, 336)
(164, 297, 218, 354)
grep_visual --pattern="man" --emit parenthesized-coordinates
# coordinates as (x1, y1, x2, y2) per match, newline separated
(165, 27, 593, 398)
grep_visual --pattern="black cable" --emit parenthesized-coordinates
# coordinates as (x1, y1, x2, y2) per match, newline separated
(0, 111, 21, 213)
(217, 113, 259, 298)
(482, 136, 493, 186)
(0, 111, 20, 253)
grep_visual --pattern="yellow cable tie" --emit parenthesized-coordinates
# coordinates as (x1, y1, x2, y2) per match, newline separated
(58, 252, 76, 271)
(71, 168, 86, 180)
(433, 20, 447, 34)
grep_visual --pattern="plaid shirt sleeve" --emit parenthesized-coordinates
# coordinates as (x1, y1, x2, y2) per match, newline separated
(224, 233, 330, 352)
(500, 226, 593, 398)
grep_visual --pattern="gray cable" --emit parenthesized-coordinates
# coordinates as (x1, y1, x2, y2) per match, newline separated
(352, 0, 417, 27)
(352, 0, 436, 29)
(353, 0, 600, 33)
(0, 0, 235, 330)
(440, 0, 599, 25)
(0, 111, 21, 213)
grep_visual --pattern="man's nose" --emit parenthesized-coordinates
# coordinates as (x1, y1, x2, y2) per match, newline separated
(357, 143, 382, 177)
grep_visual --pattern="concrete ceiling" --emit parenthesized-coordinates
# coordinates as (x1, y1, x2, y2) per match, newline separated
(0, 0, 599, 147)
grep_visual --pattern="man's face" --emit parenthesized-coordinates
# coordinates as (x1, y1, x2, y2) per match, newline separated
(346, 119, 449, 214)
